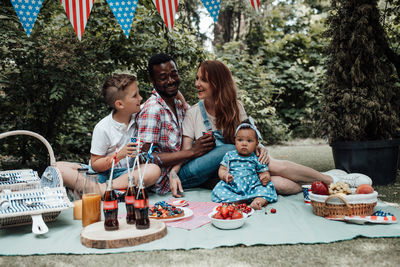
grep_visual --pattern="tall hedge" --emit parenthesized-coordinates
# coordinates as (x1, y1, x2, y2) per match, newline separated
(320, 0, 400, 142)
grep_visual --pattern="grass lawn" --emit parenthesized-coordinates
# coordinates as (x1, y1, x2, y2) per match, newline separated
(0, 140, 399, 266)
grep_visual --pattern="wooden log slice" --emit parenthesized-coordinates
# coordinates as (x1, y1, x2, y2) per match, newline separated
(80, 219, 167, 249)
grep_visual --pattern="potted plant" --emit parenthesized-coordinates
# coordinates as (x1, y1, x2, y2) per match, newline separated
(320, 0, 400, 185)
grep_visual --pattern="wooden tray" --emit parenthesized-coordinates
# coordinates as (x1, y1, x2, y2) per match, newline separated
(80, 219, 167, 249)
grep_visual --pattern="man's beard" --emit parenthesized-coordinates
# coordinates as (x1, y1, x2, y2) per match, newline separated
(157, 89, 178, 98)
(156, 82, 180, 98)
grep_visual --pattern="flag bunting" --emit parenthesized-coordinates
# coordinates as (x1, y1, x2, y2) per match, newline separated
(10, 0, 44, 37)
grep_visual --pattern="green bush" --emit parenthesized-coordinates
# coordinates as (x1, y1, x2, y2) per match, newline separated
(320, 0, 400, 142)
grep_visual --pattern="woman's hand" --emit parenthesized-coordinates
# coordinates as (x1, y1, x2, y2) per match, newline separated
(175, 90, 188, 108)
(259, 171, 271, 186)
(256, 145, 270, 164)
(169, 169, 184, 198)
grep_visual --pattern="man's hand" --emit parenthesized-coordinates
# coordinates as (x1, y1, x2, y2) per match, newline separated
(190, 134, 216, 157)
(169, 170, 184, 198)
(259, 171, 271, 186)
(256, 145, 270, 164)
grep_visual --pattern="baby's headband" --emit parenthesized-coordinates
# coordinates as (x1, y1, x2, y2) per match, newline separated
(234, 116, 263, 140)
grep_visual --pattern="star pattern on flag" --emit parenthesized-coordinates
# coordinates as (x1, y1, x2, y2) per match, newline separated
(202, 0, 221, 23)
(152, 0, 179, 32)
(10, 0, 44, 37)
(106, 0, 138, 38)
(249, 0, 260, 12)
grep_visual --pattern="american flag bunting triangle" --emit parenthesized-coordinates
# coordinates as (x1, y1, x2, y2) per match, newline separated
(106, 0, 138, 38)
(152, 0, 179, 32)
(249, 0, 260, 11)
(201, 0, 221, 23)
(10, 0, 44, 37)
(59, 0, 95, 41)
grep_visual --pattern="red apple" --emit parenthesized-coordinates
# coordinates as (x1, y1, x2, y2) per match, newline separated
(311, 181, 329, 195)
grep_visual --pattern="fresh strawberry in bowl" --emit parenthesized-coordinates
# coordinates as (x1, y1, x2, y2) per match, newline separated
(208, 208, 248, 229)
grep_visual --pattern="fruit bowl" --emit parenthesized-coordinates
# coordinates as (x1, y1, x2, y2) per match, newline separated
(208, 211, 248, 230)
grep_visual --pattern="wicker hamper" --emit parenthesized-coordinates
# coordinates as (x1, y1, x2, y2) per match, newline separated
(309, 191, 377, 217)
(0, 130, 72, 230)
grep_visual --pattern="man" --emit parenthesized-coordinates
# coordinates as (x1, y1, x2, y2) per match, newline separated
(137, 53, 215, 195)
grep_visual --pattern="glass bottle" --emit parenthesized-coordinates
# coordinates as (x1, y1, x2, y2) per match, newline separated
(134, 181, 150, 229)
(82, 172, 102, 227)
(125, 173, 136, 225)
(103, 176, 119, 231)
(73, 168, 88, 220)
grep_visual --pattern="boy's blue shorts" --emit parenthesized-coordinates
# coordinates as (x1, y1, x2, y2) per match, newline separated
(79, 164, 128, 184)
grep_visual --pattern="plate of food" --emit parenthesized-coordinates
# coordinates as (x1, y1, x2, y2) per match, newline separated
(213, 203, 254, 217)
(149, 201, 193, 222)
(170, 199, 189, 207)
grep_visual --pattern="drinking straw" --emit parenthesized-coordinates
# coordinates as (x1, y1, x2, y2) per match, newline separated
(126, 156, 132, 182)
(130, 154, 141, 186)
(139, 143, 153, 189)
(107, 147, 119, 188)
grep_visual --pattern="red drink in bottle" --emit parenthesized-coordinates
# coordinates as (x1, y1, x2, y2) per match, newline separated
(103, 189, 119, 231)
(125, 185, 136, 224)
(134, 186, 150, 229)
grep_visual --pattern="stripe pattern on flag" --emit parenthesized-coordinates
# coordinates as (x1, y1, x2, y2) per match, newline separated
(201, 0, 221, 23)
(59, 0, 95, 41)
(10, 0, 44, 37)
(152, 0, 179, 32)
(106, 0, 138, 38)
(249, 0, 260, 11)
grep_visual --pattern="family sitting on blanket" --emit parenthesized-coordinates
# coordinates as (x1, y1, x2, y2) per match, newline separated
(56, 53, 372, 209)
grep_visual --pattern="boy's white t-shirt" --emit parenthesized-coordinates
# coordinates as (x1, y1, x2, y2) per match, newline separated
(182, 101, 247, 141)
(90, 111, 137, 168)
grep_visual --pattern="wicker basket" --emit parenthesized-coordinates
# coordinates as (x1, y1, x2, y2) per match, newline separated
(0, 130, 71, 229)
(309, 192, 377, 217)
(0, 169, 41, 192)
(0, 187, 72, 228)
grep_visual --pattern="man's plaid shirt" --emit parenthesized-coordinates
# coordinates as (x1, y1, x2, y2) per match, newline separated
(137, 90, 187, 194)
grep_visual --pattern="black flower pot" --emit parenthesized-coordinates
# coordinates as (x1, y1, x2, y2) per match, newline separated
(330, 139, 400, 185)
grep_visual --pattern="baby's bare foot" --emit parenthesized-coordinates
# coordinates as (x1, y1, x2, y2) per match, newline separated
(250, 197, 267, 210)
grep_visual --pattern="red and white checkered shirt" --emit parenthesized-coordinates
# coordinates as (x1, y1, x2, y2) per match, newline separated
(137, 89, 187, 194)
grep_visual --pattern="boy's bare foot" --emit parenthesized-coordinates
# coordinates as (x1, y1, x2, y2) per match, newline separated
(250, 197, 267, 210)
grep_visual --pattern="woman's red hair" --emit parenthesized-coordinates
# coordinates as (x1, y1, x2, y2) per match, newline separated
(199, 60, 241, 144)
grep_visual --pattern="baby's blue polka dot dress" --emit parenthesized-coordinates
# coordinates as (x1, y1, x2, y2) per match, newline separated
(211, 150, 278, 203)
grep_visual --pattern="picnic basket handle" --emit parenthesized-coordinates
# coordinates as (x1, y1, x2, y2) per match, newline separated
(323, 194, 352, 209)
(0, 130, 56, 167)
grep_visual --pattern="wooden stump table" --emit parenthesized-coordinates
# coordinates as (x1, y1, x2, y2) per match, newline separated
(81, 219, 167, 249)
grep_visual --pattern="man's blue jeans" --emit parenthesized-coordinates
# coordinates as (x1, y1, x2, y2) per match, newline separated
(178, 144, 235, 189)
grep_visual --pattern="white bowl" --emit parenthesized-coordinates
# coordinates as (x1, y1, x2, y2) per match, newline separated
(208, 211, 248, 230)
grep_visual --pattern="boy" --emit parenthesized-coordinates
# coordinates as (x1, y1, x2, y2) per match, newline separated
(57, 74, 161, 195)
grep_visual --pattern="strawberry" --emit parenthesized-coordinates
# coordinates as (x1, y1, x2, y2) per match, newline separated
(232, 211, 243, 219)
(270, 208, 276, 214)
(213, 212, 224, 219)
(220, 206, 229, 218)
(227, 205, 235, 213)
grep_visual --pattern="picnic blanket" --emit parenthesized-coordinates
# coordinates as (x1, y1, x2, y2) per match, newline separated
(1, 188, 399, 255)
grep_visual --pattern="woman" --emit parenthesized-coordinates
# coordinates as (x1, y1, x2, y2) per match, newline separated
(169, 60, 371, 198)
